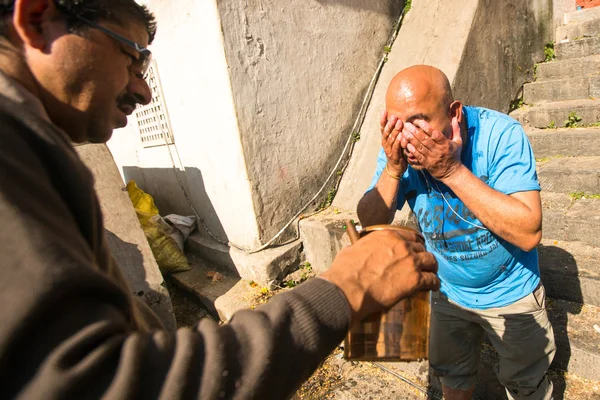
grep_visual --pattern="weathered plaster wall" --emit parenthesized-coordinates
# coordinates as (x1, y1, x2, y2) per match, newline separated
(109, 0, 261, 248)
(334, 0, 479, 211)
(452, 0, 554, 113)
(334, 0, 555, 211)
(217, 0, 404, 242)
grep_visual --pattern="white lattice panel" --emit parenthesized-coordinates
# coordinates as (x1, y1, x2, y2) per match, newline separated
(135, 60, 174, 147)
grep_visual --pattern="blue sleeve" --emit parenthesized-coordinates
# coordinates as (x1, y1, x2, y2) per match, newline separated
(488, 124, 541, 195)
(366, 147, 407, 210)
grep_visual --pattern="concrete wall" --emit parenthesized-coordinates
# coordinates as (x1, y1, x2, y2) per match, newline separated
(216, 0, 403, 242)
(334, 0, 555, 211)
(110, 0, 404, 249)
(77, 144, 176, 331)
(452, 0, 554, 113)
(109, 0, 261, 249)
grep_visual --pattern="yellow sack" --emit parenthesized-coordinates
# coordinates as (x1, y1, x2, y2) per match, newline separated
(126, 180, 190, 275)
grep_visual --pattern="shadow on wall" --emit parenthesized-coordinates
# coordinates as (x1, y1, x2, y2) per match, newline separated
(315, 0, 404, 15)
(122, 166, 228, 244)
(452, 0, 552, 113)
(104, 229, 177, 331)
(537, 245, 583, 400)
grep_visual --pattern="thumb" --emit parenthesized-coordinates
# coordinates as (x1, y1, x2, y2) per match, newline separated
(451, 117, 462, 144)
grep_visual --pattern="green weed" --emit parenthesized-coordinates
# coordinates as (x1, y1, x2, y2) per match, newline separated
(564, 111, 582, 128)
(544, 42, 555, 62)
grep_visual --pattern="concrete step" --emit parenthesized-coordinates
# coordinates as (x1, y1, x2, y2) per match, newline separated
(186, 231, 303, 286)
(379, 299, 600, 397)
(541, 191, 600, 248)
(547, 299, 600, 382)
(556, 36, 600, 60)
(564, 6, 600, 25)
(556, 18, 600, 42)
(539, 238, 600, 307)
(523, 75, 600, 103)
(510, 99, 600, 128)
(534, 55, 600, 81)
(537, 156, 600, 194)
(526, 127, 600, 158)
(168, 252, 241, 318)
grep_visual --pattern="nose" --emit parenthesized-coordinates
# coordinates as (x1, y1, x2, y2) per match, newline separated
(128, 75, 152, 106)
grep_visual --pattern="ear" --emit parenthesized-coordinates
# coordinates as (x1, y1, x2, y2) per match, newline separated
(449, 100, 463, 143)
(13, 0, 57, 50)
(449, 100, 463, 124)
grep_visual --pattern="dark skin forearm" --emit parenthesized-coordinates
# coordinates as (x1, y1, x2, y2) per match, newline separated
(357, 111, 407, 227)
(357, 165, 402, 226)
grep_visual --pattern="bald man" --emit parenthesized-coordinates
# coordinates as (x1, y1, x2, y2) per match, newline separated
(357, 65, 556, 400)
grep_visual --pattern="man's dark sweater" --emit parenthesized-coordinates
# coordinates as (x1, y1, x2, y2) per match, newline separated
(0, 89, 350, 399)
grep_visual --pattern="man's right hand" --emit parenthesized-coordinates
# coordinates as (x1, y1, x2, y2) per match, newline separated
(381, 110, 407, 177)
(320, 229, 439, 324)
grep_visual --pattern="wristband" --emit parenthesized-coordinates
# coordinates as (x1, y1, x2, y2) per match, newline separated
(385, 165, 401, 180)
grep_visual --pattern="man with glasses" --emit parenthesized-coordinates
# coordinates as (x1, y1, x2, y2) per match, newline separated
(0, 1, 440, 398)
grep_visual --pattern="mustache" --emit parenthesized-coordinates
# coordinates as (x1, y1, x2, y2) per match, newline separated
(117, 94, 139, 110)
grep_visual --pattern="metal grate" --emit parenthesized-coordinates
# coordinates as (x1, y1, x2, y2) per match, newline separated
(135, 60, 174, 148)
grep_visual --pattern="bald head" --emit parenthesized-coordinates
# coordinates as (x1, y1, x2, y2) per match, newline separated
(387, 65, 453, 113)
(385, 65, 460, 139)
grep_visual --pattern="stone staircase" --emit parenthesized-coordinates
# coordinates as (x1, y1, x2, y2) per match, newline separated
(295, 5, 600, 398)
(510, 4, 600, 388)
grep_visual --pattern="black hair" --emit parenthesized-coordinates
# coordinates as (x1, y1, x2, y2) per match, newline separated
(0, 0, 156, 43)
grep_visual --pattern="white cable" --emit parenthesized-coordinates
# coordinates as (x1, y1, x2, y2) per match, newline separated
(421, 170, 487, 230)
(163, 8, 409, 254)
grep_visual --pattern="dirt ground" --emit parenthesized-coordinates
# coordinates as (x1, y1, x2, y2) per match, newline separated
(165, 280, 600, 399)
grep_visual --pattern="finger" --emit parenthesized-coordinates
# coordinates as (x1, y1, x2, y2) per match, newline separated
(419, 272, 441, 291)
(390, 130, 403, 159)
(382, 115, 398, 143)
(380, 110, 388, 130)
(400, 135, 409, 149)
(404, 123, 431, 150)
(414, 251, 438, 273)
(388, 228, 425, 244)
(414, 119, 434, 137)
(387, 118, 403, 147)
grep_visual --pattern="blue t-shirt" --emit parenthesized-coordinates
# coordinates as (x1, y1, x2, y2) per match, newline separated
(367, 106, 541, 309)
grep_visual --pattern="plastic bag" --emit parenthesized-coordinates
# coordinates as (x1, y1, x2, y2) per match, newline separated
(164, 214, 197, 251)
(126, 180, 190, 274)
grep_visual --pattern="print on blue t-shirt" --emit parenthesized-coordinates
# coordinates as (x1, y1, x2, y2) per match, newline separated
(367, 106, 541, 309)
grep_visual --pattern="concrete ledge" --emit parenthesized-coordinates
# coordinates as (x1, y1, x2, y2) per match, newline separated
(186, 232, 303, 286)
(523, 75, 600, 103)
(556, 18, 600, 42)
(229, 240, 303, 287)
(214, 280, 255, 322)
(556, 36, 600, 60)
(535, 55, 600, 81)
(77, 144, 176, 331)
(186, 232, 237, 272)
(169, 253, 240, 317)
(299, 207, 419, 274)
(527, 127, 600, 158)
(299, 209, 354, 274)
(537, 156, 600, 193)
(510, 99, 600, 128)
(564, 6, 600, 24)
(541, 192, 600, 248)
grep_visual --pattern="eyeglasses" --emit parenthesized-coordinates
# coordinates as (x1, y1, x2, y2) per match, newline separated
(54, 0, 152, 79)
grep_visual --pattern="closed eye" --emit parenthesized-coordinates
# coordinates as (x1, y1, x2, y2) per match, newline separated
(121, 50, 145, 80)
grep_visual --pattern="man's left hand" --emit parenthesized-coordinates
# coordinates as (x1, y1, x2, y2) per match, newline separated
(401, 118, 463, 181)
